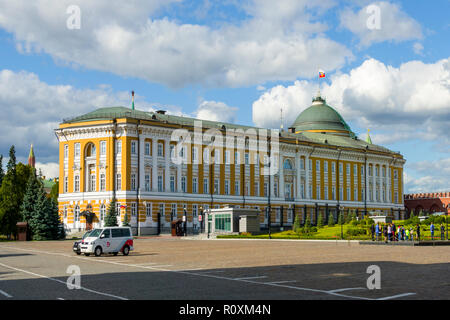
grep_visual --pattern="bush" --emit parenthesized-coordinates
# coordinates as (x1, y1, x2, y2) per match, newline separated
(345, 227, 367, 237)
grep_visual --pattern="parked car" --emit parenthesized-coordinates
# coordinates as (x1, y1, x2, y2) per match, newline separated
(79, 227, 134, 257)
(73, 230, 92, 255)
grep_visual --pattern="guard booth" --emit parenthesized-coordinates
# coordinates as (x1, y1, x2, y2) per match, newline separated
(205, 206, 260, 235)
(16, 222, 28, 241)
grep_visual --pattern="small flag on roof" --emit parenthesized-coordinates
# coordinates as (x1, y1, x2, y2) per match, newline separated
(319, 69, 325, 78)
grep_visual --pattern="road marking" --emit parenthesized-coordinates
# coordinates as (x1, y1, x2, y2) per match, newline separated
(0, 245, 416, 300)
(57, 298, 65, 300)
(0, 261, 128, 300)
(233, 276, 267, 281)
(377, 293, 416, 300)
(265, 280, 297, 284)
(327, 287, 366, 293)
(0, 289, 12, 298)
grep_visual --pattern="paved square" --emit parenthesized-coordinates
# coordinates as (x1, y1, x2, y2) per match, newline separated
(0, 238, 448, 300)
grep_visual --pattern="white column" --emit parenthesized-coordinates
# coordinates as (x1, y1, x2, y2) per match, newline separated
(152, 138, 158, 191)
(279, 154, 284, 198)
(139, 132, 145, 191)
(365, 161, 369, 203)
(295, 153, 301, 198)
(305, 155, 310, 199)
(164, 138, 170, 192)
(372, 163, 376, 203)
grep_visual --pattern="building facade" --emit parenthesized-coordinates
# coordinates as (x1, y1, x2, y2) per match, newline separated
(56, 93, 406, 235)
(404, 192, 450, 215)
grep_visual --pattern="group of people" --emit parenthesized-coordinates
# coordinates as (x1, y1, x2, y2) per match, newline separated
(370, 222, 447, 242)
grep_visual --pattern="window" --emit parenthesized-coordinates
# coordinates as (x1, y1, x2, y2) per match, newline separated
(309, 159, 312, 171)
(74, 175, 80, 192)
(146, 203, 152, 217)
(158, 175, 163, 192)
(145, 174, 150, 191)
(309, 185, 312, 199)
(339, 187, 343, 200)
(375, 166, 379, 177)
(131, 203, 137, 216)
(300, 158, 305, 170)
(100, 141, 106, 156)
(193, 204, 198, 218)
(100, 174, 106, 191)
(394, 191, 398, 203)
(354, 164, 357, 176)
(361, 189, 365, 201)
(64, 206, 68, 218)
(100, 204, 106, 221)
(214, 214, 231, 232)
(325, 161, 329, 173)
(74, 143, 81, 158)
(159, 203, 164, 218)
(354, 187, 358, 201)
(382, 167, 386, 177)
(324, 186, 328, 200)
(131, 174, 136, 191)
(235, 151, 240, 165)
(116, 174, 121, 191)
(203, 178, 209, 194)
(116, 140, 122, 154)
(214, 179, 219, 195)
(369, 166, 372, 176)
(158, 143, 163, 157)
(225, 150, 230, 164)
(316, 160, 320, 173)
(192, 147, 198, 162)
(361, 165, 365, 177)
(131, 141, 137, 154)
(254, 181, 259, 196)
(339, 163, 343, 175)
(346, 164, 350, 176)
(64, 145, 69, 159)
(145, 142, 150, 155)
(171, 204, 177, 220)
(74, 205, 80, 221)
(284, 183, 290, 198)
(394, 170, 398, 179)
(192, 177, 198, 193)
(225, 180, 230, 195)
(301, 183, 305, 198)
(170, 176, 175, 192)
(245, 153, 249, 165)
(284, 159, 293, 170)
(235, 181, 240, 195)
(274, 182, 278, 197)
(316, 185, 320, 199)
(346, 187, 350, 200)
(64, 176, 68, 193)
(181, 176, 186, 193)
(264, 182, 268, 197)
(204, 149, 210, 164)
(90, 174, 96, 192)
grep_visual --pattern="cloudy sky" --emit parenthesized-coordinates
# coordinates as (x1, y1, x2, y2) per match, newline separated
(0, 0, 448, 193)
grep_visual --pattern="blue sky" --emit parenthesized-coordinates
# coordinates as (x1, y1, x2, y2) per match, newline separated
(0, 0, 449, 193)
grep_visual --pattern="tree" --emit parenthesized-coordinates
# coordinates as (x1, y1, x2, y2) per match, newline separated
(0, 146, 21, 239)
(20, 169, 41, 238)
(123, 211, 130, 227)
(328, 213, 335, 227)
(293, 213, 301, 233)
(104, 199, 118, 227)
(50, 181, 59, 204)
(338, 212, 344, 226)
(317, 212, 324, 228)
(0, 155, 4, 188)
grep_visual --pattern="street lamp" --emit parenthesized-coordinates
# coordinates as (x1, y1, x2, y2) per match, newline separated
(183, 205, 187, 236)
(199, 206, 204, 233)
(339, 205, 344, 239)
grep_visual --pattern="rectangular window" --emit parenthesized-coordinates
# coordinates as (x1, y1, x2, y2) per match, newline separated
(300, 158, 305, 170)
(116, 174, 121, 191)
(203, 178, 209, 194)
(192, 177, 198, 193)
(146, 203, 152, 217)
(158, 143, 163, 157)
(235, 151, 240, 165)
(324, 186, 328, 200)
(64, 145, 69, 159)
(193, 204, 198, 218)
(64, 176, 68, 193)
(339, 163, 343, 175)
(309, 184, 312, 198)
(309, 159, 312, 171)
(316, 160, 320, 173)
(100, 141, 106, 156)
(74, 175, 80, 192)
(171, 204, 177, 220)
(264, 182, 268, 197)
(131, 174, 136, 191)
(361, 165, 365, 177)
(225, 151, 230, 164)
(235, 181, 240, 195)
(100, 174, 106, 191)
(316, 185, 320, 200)
(274, 182, 278, 197)
(131, 141, 137, 154)
(74, 143, 81, 158)
(354, 164, 357, 176)
(214, 179, 219, 195)
(301, 183, 305, 198)
(245, 153, 249, 165)
(339, 187, 343, 200)
(192, 147, 198, 162)
(225, 179, 230, 195)
(346, 164, 350, 176)
(116, 140, 122, 154)
(170, 176, 175, 192)
(394, 170, 398, 179)
(145, 142, 150, 156)
(131, 203, 137, 216)
(254, 181, 259, 196)
(181, 176, 186, 193)
(159, 203, 164, 217)
(375, 166, 379, 177)
(354, 187, 358, 201)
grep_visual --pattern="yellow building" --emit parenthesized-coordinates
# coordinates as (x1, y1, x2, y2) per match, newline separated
(55, 92, 405, 235)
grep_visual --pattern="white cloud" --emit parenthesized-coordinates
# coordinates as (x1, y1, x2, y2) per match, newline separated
(252, 57, 450, 148)
(413, 42, 424, 55)
(35, 162, 59, 179)
(0, 69, 179, 165)
(339, 1, 423, 47)
(0, 0, 353, 87)
(404, 158, 450, 193)
(194, 100, 238, 123)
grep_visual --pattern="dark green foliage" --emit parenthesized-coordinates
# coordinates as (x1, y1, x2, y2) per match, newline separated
(50, 182, 59, 203)
(0, 155, 4, 187)
(328, 213, 335, 227)
(293, 214, 301, 233)
(338, 212, 344, 225)
(104, 199, 118, 227)
(345, 226, 367, 237)
(123, 211, 130, 227)
(317, 212, 324, 228)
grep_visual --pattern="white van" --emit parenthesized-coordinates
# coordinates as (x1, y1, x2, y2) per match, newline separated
(79, 227, 134, 257)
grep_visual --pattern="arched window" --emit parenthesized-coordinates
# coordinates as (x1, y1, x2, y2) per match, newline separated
(283, 159, 293, 170)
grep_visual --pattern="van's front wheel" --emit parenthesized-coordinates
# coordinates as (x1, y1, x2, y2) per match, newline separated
(94, 246, 102, 257)
(122, 245, 130, 256)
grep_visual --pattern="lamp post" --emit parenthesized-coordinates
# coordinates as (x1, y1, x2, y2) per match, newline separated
(267, 136, 272, 239)
(183, 204, 187, 236)
(339, 205, 344, 239)
(200, 206, 204, 233)
(446, 204, 449, 241)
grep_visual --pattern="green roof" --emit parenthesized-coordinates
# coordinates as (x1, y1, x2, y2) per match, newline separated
(291, 96, 355, 138)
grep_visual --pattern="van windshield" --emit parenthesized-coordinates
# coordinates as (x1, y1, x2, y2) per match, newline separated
(88, 229, 103, 238)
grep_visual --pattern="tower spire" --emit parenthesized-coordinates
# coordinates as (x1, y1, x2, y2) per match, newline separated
(28, 144, 35, 168)
(366, 129, 372, 144)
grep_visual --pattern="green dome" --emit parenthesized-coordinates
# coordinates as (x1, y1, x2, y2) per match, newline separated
(291, 93, 355, 138)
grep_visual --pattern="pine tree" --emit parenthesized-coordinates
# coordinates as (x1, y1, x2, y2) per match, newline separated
(19, 169, 41, 239)
(0, 155, 4, 188)
(29, 189, 53, 240)
(104, 199, 118, 227)
(317, 212, 324, 228)
(328, 213, 335, 227)
(0, 146, 21, 239)
(293, 213, 301, 233)
(123, 211, 130, 227)
(338, 212, 344, 226)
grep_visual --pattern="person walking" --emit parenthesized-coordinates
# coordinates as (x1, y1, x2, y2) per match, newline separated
(430, 222, 435, 241)
(375, 223, 380, 241)
(440, 224, 445, 240)
(402, 225, 406, 241)
(392, 223, 396, 241)
(387, 224, 392, 242)
(383, 224, 388, 243)
(405, 228, 410, 241)
(410, 227, 414, 241)
(416, 224, 421, 241)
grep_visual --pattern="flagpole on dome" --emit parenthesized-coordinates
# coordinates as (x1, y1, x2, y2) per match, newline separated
(318, 68, 326, 98)
(131, 90, 135, 110)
